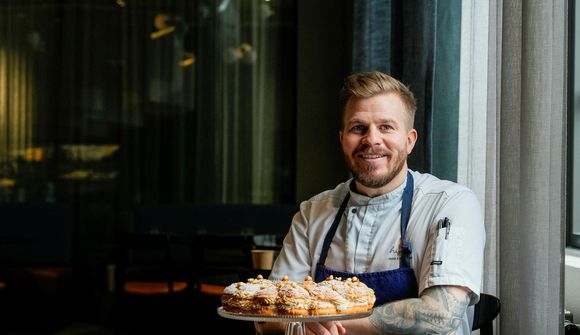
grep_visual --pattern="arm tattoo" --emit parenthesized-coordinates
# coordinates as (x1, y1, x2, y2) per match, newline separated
(369, 286, 470, 334)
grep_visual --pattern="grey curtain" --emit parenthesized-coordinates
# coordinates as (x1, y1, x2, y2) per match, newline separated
(352, 1, 568, 334)
(491, 1, 567, 334)
(460, 0, 567, 333)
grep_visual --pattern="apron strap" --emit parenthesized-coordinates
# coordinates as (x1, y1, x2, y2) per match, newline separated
(400, 171, 414, 268)
(317, 193, 350, 267)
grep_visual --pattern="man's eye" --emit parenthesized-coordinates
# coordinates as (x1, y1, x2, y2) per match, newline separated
(350, 125, 366, 133)
(380, 125, 393, 131)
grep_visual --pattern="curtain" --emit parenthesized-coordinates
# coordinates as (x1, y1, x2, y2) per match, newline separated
(116, 0, 294, 204)
(473, 1, 567, 334)
(351, 0, 463, 181)
(0, 0, 296, 277)
(350, 0, 436, 173)
(0, 3, 36, 201)
(497, 1, 566, 333)
(457, 1, 497, 322)
(460, 0, 566, 333)
(0, 0, 295, 207)
(353, 1, 568, 334)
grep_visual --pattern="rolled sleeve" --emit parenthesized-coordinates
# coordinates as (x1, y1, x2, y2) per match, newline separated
(418, 190, 485, 305)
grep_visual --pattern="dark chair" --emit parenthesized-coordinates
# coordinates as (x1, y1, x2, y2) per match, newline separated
(472, 293, 501, 334)
(109, 232, 194, 334)
(190, 233, 258, 334)
(191, 233, 256, 293)
(114, 232, 191, 297)
(0, 203, 75, 333)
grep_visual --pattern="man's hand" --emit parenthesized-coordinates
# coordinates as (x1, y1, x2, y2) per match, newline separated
(305, 321, 346, 335)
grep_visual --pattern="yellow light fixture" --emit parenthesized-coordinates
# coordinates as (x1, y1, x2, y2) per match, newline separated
(0, 178, 15, 188)
(151, 14, 175, 39)
(179, 52, 196, 67)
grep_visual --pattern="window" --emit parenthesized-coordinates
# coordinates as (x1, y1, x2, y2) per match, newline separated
(0, 0, 296, 206)
(569, 0, 580, 248)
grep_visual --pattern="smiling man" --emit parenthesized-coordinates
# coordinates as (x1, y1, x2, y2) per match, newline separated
(340, 88, 416, 196)
(256, 71, 485, 335)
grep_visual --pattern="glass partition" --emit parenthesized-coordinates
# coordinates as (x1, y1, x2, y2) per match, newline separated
(0, 0, 296, 206)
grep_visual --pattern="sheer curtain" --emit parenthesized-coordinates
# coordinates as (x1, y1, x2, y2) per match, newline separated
(0, 0, 296, 277)
(117, 0, 294, 204)
(0, 3, 36, 201)
(0, 0, 295, 206)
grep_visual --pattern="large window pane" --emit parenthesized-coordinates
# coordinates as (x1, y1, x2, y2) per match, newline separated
(0, 0, 296, 206)
(0, 0, 296, 272)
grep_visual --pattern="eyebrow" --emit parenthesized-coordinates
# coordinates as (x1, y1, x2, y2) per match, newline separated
(346, 117, 398, 125)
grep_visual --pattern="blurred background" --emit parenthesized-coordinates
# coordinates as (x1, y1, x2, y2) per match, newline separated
(0, 0, 576, 334)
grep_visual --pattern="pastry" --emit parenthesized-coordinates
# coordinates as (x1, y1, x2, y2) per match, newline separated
(220, 274, 375, 316)
(276, 279, 311, 315)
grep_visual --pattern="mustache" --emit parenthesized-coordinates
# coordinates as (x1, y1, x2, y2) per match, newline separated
(354, 148, 389, 156)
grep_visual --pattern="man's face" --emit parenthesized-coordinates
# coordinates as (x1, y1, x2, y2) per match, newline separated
(339, 93, 417, 194)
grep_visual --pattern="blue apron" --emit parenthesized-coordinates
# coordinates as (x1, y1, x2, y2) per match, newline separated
(314, 172, 418, 306)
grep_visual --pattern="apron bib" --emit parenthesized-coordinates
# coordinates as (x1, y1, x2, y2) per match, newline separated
(314, 172, 418, 306)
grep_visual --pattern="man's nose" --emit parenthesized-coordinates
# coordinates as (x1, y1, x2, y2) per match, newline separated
(362, 127, 381, 145)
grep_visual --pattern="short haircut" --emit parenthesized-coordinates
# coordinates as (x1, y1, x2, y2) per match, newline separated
(339, 71, 416, 129)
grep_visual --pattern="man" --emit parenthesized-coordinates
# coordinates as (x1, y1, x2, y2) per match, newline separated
(256, 71, 485, 334)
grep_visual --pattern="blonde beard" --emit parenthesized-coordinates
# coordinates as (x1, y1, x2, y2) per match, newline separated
(347, 154, 407, 190)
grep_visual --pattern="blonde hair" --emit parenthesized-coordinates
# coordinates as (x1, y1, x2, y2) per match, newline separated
(339, 71, 416, 128)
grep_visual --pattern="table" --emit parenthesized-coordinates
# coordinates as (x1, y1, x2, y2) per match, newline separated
(217, 307, 372, 335)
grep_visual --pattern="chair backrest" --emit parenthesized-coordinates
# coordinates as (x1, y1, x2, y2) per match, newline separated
(191, 233, 255, 277)
(114, 232, 190, 296)
(191, 233, 261, 296)
(472, 293, 501, 334)
(0, 203, 73, 265)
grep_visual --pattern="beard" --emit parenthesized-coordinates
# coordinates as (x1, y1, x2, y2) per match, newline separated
(345, 148, 407, 189)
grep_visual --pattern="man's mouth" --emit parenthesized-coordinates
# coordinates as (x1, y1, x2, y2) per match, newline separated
(356, 151, 388, 160)
(358, 154, 386, 159)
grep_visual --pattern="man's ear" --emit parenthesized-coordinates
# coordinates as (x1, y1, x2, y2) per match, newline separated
(406, 129, 418, 154)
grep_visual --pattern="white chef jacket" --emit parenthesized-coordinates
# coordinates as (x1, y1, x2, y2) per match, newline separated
(270, 170, 485, 335)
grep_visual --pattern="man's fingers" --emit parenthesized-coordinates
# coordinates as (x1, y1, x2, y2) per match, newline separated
(305, 321, 345, 335)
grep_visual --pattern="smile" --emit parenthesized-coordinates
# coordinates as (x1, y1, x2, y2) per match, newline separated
(358, 153, 387, 159)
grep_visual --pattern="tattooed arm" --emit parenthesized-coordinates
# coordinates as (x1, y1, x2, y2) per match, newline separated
(256, 286, 470, 335)
(341, 285, 471, 335)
